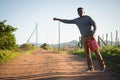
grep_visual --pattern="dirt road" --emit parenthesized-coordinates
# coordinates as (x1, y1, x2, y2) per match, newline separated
(0, 48, 119, 80)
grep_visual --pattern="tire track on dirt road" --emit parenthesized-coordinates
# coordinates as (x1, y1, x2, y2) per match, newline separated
(0, 48, 120, 80)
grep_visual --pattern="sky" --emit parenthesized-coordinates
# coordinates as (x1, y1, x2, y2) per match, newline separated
(0, 0, 120, 45)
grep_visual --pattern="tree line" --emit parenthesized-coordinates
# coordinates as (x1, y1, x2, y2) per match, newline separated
(0, 20, 17, 50)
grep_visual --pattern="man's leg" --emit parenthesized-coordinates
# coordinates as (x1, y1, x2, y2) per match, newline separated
(84, 46, 94, 71)
(83, 37, 94, 71)
(94, 50, 106, 72)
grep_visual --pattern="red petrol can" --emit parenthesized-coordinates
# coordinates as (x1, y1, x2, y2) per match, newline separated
(87, 39, 99, 51)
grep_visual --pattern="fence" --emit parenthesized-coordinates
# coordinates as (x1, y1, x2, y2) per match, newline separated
(98, 30, 119, 47)
(78, 30, 120, 48)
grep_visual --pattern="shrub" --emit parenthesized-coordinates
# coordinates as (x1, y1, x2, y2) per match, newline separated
(19, 43, 34, 51)
(41, 43, 52, 50)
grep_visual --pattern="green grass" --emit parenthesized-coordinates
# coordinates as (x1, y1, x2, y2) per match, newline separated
(0, 44, 39, 64)
(100, 45, 120, 72)
(0, 50, 19, 64)
(69, 45, 120, 72)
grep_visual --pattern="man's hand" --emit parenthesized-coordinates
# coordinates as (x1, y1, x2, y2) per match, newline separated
(53, 18, 60, 21)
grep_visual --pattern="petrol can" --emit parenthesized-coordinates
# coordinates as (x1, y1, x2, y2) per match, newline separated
(87, 39, 99, 51)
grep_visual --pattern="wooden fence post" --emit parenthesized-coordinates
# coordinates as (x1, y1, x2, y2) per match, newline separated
(98, 36, 101, 47)
(111, 32, 113, 46)
(116, 30, 118, 45)
(106, 33, 108, 45)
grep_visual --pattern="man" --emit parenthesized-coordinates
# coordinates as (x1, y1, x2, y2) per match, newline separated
(53, 7, 106, 72)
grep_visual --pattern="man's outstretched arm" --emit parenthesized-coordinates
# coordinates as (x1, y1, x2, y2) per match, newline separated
(53, 18, 75, 24)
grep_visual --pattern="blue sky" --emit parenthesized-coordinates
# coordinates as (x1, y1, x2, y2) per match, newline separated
(0, 0, 120, 44)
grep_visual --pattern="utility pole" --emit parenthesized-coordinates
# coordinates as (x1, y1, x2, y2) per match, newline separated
(36, 23, 38, 46)
(26, 23, 38, 46)
(58, 21, 60, 51)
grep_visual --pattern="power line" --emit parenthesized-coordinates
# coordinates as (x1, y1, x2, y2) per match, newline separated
(26, 23, 38, 45)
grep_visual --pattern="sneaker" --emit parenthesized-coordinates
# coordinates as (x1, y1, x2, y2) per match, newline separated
(100, 65, 106, 72)
(86, 68, 94, 72)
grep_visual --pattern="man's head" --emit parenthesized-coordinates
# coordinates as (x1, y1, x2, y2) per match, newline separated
(77, 7, 85, 17)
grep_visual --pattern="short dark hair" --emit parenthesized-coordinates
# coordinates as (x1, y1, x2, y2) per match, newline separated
(77, 7, 84, 12)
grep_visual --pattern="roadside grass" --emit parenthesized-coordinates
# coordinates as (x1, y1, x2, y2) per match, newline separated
(0, 50, 19, 64)
(100, 45, 120, 72)
(57, 51, 68, 54)
(0, 44, 39, 65)
(69, 45, 120, 73)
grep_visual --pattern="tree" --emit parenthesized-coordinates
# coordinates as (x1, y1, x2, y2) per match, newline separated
(0, 20, 17, 50)
(41, 43, 51, 50)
